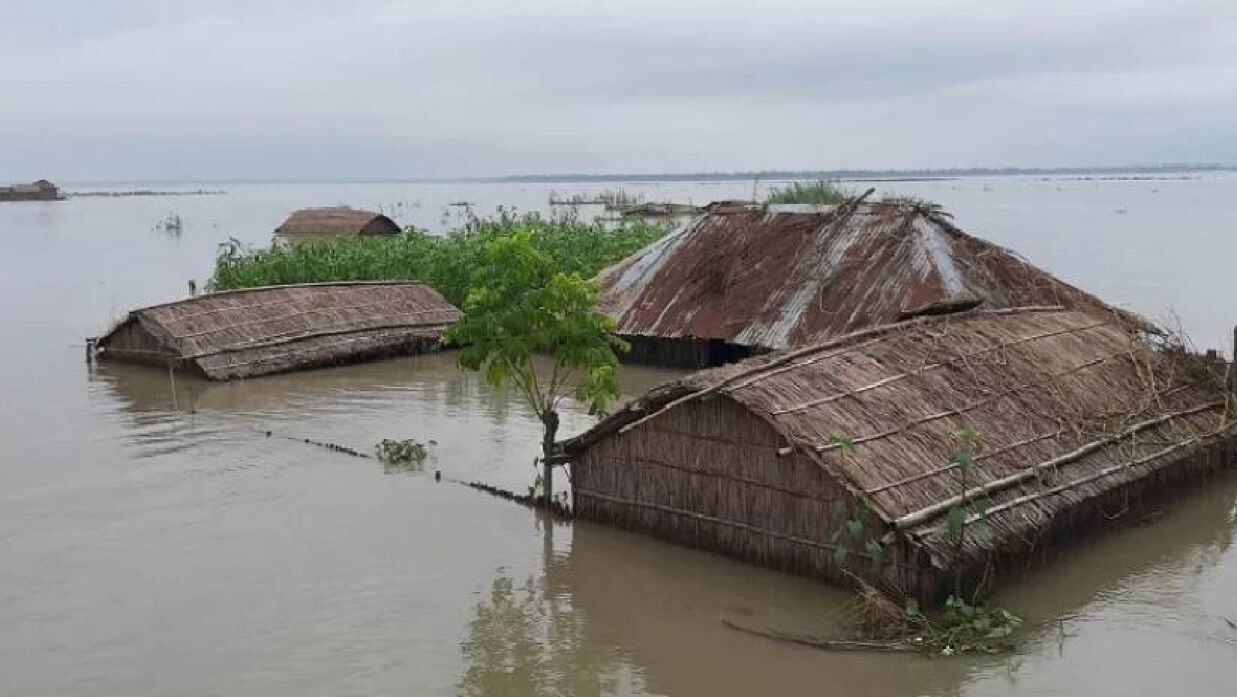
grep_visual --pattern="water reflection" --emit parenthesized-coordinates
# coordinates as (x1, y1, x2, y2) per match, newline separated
(457, 571, 641, 697)
(451, 468, 1237, 697)
(86, 353, 683, 492)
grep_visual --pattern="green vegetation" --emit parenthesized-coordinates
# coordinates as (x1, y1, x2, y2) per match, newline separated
(445, 231, 627, 508)
(922, 428, 1021, 655)
(548, 188, 643, 206)
(764, 179, 852, 205)
(374, 438, 432, 470)
(904, 596, 1022, 656)
(208, 212, 669, 307)
(826, 429, 1022, 655)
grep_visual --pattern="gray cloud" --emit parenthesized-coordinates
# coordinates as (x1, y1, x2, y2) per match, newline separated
(2, 0, 1235, 179)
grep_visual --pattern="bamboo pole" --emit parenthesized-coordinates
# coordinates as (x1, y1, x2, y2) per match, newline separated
(1229, 325, 1236, 394)
(864, 428, 1066, 495)
(616, 306, 1072, 437)
(958, 426, 1228, 524)
(773, 321, 1108, 416)
(181, 322, 449, 360)
(144, 280, 433, 313)
(175, 303, 453, 339)
(816, 352, 1119, 454)
(205, 333, 439, 372)
(603, 453, 840, 505)
(891, 401, 1225, 531)
(574, 488, 884, 560)
(721, 618, 916, 653)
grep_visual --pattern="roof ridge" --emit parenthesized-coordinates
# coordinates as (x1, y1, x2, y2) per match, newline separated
(139, 281, 434, 311)
(600, 306, 1072, 442)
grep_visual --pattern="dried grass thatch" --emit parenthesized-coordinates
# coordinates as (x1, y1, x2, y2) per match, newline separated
(595, 201, 1145, 367)
(274, 207, 400, 243)
(564, 307, 1234, 600)
(96, 282, 460, 380)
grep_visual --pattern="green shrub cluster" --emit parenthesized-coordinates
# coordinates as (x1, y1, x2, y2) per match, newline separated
(764, 179, 852, 205)
(209, 211, 670, 307)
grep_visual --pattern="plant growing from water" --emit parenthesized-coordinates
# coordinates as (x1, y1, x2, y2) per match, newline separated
(375, 438, 432, 470)
(825, 435, 888, 574)
(446, 229, 627, 509)
(829, 429, 1021, 655)
(903, 595, 1022, 655)
(208, 211, 670, 305)
(913, 427, 1021, 655)
(764, 180, 852, 205)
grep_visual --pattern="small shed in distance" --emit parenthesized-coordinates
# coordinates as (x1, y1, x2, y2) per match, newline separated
(0, 179, 60, 202)
(274, 207, 401, 245)
(595, 201, 1138, 368)
(563, 308, 1234, 601)
(95, 282, 459, 380)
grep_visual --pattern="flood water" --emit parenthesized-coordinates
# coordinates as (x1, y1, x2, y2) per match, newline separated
(2, 175, 1237, 696)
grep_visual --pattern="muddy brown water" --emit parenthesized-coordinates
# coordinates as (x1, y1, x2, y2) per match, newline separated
(3, 177, 1237, 696)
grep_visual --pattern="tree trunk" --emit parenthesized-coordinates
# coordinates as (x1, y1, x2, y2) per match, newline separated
(541, 409, 559, 508)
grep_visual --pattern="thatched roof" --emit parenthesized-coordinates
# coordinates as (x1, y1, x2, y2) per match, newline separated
(596, 201, 1143, 351)
(566, 307, 1233, 567)
(274, 207, 400, 242)
(97, 282, 460, 380)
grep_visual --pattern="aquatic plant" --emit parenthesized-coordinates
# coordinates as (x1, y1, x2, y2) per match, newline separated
(208, 211, 669, 307)
(918, 428, 1022, 655)
(903, 595, 1022, 656)
(374, 438, 431, 468)
(548, 188, 644, 206)
(446, 230, 627, 508)
(764, 179, 852, 205)
(824, 429, 1023, 655)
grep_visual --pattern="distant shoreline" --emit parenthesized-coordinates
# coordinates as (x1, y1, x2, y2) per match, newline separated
(494, 164, 1234, 184)
(67, 189, 226, 198)
(38, 163, 1235, 186)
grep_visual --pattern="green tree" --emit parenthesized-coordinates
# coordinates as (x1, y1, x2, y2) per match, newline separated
(446, 229, 627, 506)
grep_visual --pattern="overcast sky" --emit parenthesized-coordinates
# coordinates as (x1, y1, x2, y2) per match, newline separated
(2, 0, 1235, 180)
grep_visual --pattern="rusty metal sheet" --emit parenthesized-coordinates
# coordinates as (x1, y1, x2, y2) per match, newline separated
(596, 201, 1130, 350)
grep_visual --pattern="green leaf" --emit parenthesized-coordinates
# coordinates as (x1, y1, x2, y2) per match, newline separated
(832, 546, 849, 568)
(828, 433, 856, 452)
(829, 501, 848, 530)
(946, 506, 967, 540)
(904, 598, 921, 617)
(846, 519, 864, 540)
(864, 539, 884, 571)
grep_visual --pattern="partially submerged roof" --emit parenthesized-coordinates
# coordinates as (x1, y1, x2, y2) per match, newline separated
(566, 308, 1232, 566)
(596, 201, 1141, 351)
(274, 207, 401, 242)
(97, 282, 460, 380)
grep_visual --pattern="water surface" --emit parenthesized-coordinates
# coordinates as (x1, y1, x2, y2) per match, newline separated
(2, 176, 1236, 696)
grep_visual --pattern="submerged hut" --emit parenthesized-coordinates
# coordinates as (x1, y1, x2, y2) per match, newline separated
(0, 179, 60, 202)
(596, 200, 1135, 367)
(273, 207, 401, 244)
(94, 282, 460, 380)
(562, 307, 1234, 601)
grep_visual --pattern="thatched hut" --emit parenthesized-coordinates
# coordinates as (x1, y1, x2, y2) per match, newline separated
(596, 200, 1137, 367)
(273, 207, 401, 244)
(0, 179, 60, 202)
(94, 282, 460, 380)
(562, 307, 1235, 601)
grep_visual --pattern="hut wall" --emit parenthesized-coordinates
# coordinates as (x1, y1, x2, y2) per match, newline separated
(928, 438, 1235, 602)
(572, 396, 924, 591)
(359, 218, 401, 236)
(620, 335, 764, 369)
(98, 320, 176, 366)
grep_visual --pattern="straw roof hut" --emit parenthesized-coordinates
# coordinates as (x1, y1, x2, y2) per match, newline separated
(596, 200, 1140, 367)
(0, 179, 59, 201)
(95, 282, 460, 380)
(274, 207, 401, 244)
(562, 307, 1234, 601)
